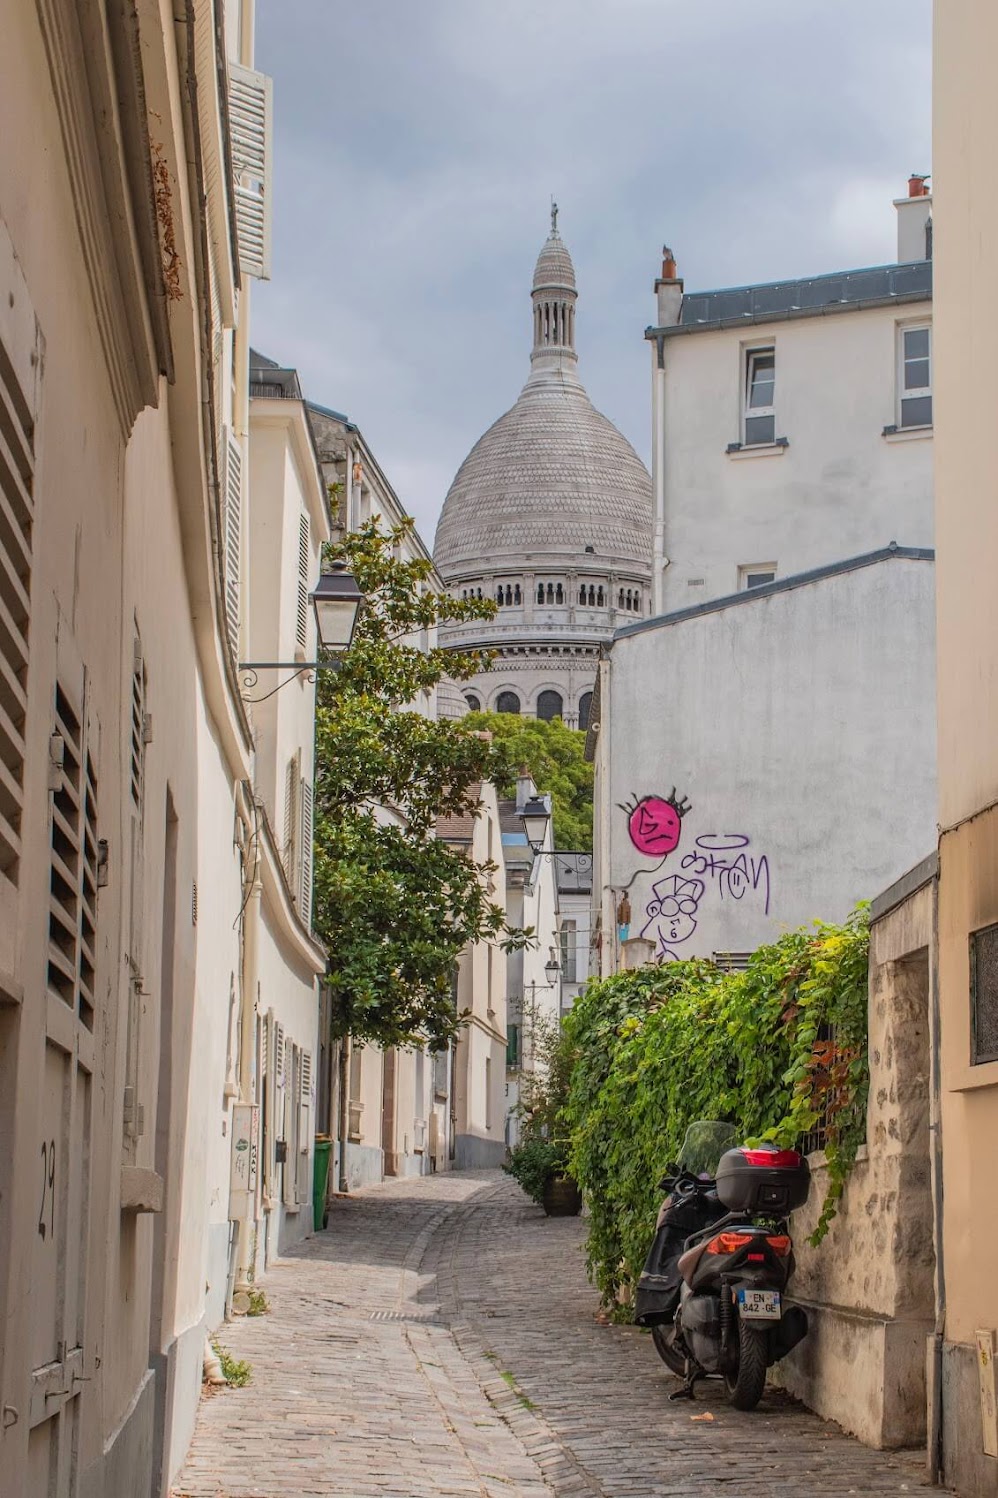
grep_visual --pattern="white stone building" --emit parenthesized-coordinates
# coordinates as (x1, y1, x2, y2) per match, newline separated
(433, 213, 653, 730)
(648, 186, 933, 615)
(554, 853, 593, 1014)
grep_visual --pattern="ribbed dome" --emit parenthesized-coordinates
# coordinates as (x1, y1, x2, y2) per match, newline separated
(434, 380, 653, 574)
(435, 676, 470, 720)
(533, 230, 576, 292)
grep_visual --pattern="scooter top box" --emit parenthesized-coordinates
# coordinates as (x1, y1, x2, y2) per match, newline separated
(715, 1144, 810, 1215)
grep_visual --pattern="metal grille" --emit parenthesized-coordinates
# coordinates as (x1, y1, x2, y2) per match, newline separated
(712, 951, 752, 972)
(971, 922, 998, 1065)
(47, 684, 98, 1031)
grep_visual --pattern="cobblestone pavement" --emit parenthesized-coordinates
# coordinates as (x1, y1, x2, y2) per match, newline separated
(174, 1171, 943, 1498)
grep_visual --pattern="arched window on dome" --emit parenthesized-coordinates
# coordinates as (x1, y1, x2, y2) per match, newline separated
(597, 586, 605, 607)
(496, 691, 521, 715)
(537, 583, 545, 604)
(514, 584, 522, 605)
(578, 586, 586, 605)
(626, 589, 632, 610)
(546, 583, 554, 603)
(477, 588, 483, 599)
(578, 691, 593, 732)
(555, 583, 564, 604)
(537, 690, 563, 722)
(618, 588, 624, 608)
(496, 587, 504, 605)
(588, 585, 596, 606)
(465, 693, 481, 712)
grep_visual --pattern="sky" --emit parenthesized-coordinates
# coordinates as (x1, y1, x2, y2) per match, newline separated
(252, 0, 932, 547)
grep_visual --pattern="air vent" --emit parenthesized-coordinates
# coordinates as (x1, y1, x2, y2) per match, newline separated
(47, 683, 98, 1031)
(0, 326, 35, 885)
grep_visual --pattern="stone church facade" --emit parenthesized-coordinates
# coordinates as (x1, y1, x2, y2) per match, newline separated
(433, 213, 653, 730)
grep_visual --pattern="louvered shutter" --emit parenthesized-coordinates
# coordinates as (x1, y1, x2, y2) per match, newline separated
(223, 429, 242, 657)
(299, 776, 313, 924)
(283, 1043, 298, 1206)
(296, 512, 309, 653)
(297, 1049, 312, 1207)
(228, 63, 273, 280)
(283, 753, 300, 888)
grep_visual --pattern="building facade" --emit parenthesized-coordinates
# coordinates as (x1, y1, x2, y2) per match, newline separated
(647, 188, 933, 616)
(931, 3, 998, 1490)
(433, 214, 653, 729)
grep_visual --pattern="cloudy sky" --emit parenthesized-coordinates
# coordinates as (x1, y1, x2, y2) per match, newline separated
(252, 0, 932, 546)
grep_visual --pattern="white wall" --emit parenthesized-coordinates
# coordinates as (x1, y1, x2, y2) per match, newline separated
(598, 555, 937, 971)
(655, 301, 934, 614)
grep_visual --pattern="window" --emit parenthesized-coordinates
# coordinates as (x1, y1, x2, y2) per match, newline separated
(578, 691, 593, 732)
(740, 565, 777, 590)
(537, 690, 563, 721)
(555, 583, 564, 604)
(618, 589, 624, 608)
(537, 583, 545, 604)
(485, 1057, 493, 1130)
(596, 586, 604, 607)
(899, 324, 932, 428)
(465, 693, 481, 712)
(579, 586, 586, 605)
(514, 584, 521, 604)
(560, 920, 577, 983)
(744, 347, 776, 445)
(506, 1024, 519, 1068)
(971, 922, 998, 1065)
(496, 691, 520, 714)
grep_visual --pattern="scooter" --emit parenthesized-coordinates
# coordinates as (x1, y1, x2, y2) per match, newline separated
(634, 1121, 811, 1410)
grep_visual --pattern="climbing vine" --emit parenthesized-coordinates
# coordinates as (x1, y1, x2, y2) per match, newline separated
(561, 908, 869, 1306)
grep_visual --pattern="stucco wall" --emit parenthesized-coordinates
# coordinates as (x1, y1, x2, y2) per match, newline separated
(657, 299, 933, 615)
(600, 555, 937, 971)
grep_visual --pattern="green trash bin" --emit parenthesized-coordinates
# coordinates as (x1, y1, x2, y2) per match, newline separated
(312, 1135, 332, 1231)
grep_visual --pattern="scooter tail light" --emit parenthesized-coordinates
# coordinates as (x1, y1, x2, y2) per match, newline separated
(705, 1231, 754, 1254)
(741, 1148, 802, 1168)
(766, 1234, 792, 1257)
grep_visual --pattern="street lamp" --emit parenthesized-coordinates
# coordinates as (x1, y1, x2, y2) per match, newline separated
(239, 560, 365, 698)
(519, 793, 553, 854)
(544, 948, 561, 985)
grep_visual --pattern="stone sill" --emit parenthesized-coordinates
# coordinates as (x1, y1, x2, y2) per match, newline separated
(726, 439, 789, 460)
(882, 423, 932, 443)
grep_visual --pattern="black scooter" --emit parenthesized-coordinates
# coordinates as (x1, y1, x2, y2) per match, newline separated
(634, 1122, 811, 1410)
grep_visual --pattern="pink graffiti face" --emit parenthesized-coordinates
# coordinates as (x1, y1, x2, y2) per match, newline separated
(628, 796, 683, 857)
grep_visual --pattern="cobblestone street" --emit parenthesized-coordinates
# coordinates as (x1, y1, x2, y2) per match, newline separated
(175, 1172, 941, 1498)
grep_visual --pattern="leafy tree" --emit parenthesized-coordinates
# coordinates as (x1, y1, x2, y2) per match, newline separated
(465, 711, 594, 850)
(312, 518, 530, 1051)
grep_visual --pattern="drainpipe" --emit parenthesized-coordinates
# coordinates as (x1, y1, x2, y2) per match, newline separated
(337, 1035, 351, 1194)
(234, 799, 262, 1292)
(927, 868, 946, 1484)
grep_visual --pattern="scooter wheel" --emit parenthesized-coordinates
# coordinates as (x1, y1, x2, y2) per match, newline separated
(724, 1319, 768, 1410)
(651, 1323, 687, 1376)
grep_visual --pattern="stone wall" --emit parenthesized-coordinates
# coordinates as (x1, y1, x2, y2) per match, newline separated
(776, 877, 935, 1448)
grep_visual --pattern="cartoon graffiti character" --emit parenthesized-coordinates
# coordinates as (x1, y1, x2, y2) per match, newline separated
(619, 788, 692, 858)
(641, 874, 705, 961)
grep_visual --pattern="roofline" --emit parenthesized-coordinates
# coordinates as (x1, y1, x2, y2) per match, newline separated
(613, 545, 935, 643)
(307, 399, 352, 425)
(646, 260, 932, 340)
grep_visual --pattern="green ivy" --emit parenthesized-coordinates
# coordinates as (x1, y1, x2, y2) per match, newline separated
(561, 909, 869, 1306)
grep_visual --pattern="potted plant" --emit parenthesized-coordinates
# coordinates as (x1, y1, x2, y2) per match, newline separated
(504, 1135, 582, 1216)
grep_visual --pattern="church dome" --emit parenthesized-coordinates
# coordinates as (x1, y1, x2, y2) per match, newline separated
(434, 213, 652, 579)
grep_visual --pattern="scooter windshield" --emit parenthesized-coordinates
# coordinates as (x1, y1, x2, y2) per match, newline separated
(677, 1120, 738, 1176)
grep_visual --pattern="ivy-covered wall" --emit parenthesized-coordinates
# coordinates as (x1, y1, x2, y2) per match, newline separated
(562, 911, 870, 1305)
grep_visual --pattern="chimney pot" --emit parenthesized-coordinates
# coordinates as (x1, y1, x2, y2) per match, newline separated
(662, 245, 677, 279)
(908, 173, 929, 198)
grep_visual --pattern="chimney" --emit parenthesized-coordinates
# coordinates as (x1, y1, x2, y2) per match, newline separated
(894, 175, 932, 263)
(515, 765, 536, 813)
(655, 244, 683, 327)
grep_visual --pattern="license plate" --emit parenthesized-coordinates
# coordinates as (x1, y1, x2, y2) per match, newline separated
(737, 1288, 781, 1321)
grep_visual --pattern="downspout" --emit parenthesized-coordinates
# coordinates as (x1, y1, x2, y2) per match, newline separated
(927, 865, 946, 1484)
(651, 337, 667, 616)
(234, 796, 262, 1291)
(337, 1035, 351, 1194)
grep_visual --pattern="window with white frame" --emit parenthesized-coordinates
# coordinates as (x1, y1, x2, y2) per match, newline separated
(744, 347, 776, 445)
(739, 564, 777, 591)
(899, 324, 932, 429)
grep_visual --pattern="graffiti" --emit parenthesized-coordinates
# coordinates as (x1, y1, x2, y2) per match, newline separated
(640, 874, 706, 961)
(619, 789, 691, 857)
(680, 835, 771, 916)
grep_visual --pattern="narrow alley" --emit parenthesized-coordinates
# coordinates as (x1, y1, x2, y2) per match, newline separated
(174, 1173, 939, 1498)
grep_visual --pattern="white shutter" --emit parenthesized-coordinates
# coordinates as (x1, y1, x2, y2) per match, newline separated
(223, 429, 242, 657)
(228, 64, 273, 281)
(283, 753, 300, 887)
(298, 1049, 312, 1207)
(284, 1044, 298, 1206)
(296, 512, 310, 653)
(299, 776, 313, 923)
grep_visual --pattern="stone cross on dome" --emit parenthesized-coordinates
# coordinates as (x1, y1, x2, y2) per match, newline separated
(551, 198, 558, 234)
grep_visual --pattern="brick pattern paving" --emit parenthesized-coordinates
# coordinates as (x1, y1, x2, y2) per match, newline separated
(174, 1171, 944, 1498)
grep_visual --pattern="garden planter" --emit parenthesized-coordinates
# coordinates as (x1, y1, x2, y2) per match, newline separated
(541, 1175, 582, 1216)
